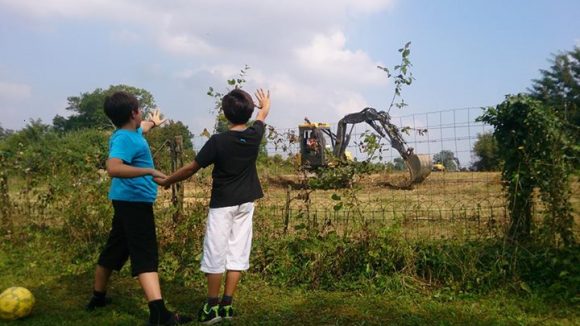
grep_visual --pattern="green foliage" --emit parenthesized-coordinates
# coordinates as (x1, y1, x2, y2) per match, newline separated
(53, 84, 156, 132)
(0, 124, 13, 140)
(251, 225, 580, 302)
(0, 124, 108, 178)
(472, 132, 500, 171)
(478, 94, 576, 245)
(2, 231, 576, 325)
(207, 65, 251, 133)
(206, 65, 269, 158)
(0, 126, 577, 317)
(378, 41, 415, 112)
(433, 150, 460, 171)
(529, 46, 580, 162)
(145, 120, 195, 173)
(146, 120, 194, 150)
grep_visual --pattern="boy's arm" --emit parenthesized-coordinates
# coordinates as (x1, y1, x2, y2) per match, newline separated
(141, 109, 167, 134)
(254, 89, 271, 122)
(106, 158, 166, 179)
(154, 160, 201, 187)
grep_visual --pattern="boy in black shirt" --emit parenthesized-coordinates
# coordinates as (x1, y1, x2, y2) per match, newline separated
(155, 88, 270, 324)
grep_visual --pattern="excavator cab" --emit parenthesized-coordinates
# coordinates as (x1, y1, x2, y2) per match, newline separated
(298, 123, 331, 168)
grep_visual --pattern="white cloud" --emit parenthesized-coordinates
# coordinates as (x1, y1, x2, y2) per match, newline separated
(333, 92, 370, 116)
(295, 31, 387, 86)
(157, 32, 218, 57)
(0, 81, 32, 100)
(0, 0, 397, 132)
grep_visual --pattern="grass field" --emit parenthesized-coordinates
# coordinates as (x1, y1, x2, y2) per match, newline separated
(1, 234, 578, 326)
(1, 171, 579, 325)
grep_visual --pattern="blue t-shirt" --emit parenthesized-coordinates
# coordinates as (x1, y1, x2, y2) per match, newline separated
(108, 128, 157, 203)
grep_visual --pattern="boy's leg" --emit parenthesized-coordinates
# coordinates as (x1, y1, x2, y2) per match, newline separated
(219, 202, 254, 319)
(223, 270, 241, 297)
(220, 270, 240, 318)
(199, 207, 233, 324)
(198, 273, 222, 324)
(123, 202, 192, 325)
(94, 265, 113, 292)
(206, 273, 223, 299)
(86, 265, 114, 311)
(138, 272, 162, 301)
(87, 202, 130, 311)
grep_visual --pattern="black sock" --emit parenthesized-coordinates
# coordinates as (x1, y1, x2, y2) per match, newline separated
(207, 297, 219, 307)
(86, 290, 111, 311)
(148, 299, 172, 324)
(93, 290, 106, 299)
(220, 295, 233, 306)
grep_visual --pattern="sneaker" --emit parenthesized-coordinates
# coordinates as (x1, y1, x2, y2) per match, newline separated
(85, 296, 112, 311)
(197, 303, 222, 325)
(148, 312, 193, 325)
(218, 304, 234, 320)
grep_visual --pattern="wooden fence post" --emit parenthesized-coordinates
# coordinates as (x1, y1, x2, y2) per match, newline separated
(0, 168, 11, 231)
(170, 136, 184, 223)
(283, 186, 291, 234)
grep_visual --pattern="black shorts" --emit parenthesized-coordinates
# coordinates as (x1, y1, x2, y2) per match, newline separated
(97, 200, 158, 277)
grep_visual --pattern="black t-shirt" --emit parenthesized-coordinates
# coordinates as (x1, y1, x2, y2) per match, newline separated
(195, 120, 265, 208)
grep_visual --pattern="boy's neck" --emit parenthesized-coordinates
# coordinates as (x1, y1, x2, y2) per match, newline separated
(120, 120, 139, 131)
(229, 123, 247, 131)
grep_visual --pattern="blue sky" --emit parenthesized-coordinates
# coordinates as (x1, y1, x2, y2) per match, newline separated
(1, 0, 578, 161)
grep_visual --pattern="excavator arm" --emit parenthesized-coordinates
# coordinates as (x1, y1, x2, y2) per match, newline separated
(333, 107, 432, 186)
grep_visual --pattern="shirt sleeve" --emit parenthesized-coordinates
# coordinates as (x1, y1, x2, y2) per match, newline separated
(109, 134, 136, 163)
(249, 120, 265, 139)
(194, 136, 217, 168)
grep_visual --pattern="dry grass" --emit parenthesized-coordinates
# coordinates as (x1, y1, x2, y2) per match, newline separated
(157, 170, 579, 239)
(155, 171, 510, 238)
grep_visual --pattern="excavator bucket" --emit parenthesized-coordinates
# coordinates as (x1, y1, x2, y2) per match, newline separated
(404, 154, 432, 185)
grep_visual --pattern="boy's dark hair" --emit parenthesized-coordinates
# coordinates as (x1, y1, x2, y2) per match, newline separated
(222, 89, 254, 125)
(104, 91, 140, 128)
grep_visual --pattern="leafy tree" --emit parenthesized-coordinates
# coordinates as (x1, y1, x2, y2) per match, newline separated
(145, 120, 195, 173)
(529, 47, 579, 152)
(433, 150, 459, 171)
(53, 85, 156, 132)
(472, 132, 500, 171)
(1, 119, 51, 153)
(146, 120, 194, 150)
(1, 119, 195, 179)
(0, 124, 13, 140)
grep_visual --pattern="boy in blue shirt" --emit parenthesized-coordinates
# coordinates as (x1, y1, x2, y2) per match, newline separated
(86, 91, 191, 325)
(155, 88, 271, 324)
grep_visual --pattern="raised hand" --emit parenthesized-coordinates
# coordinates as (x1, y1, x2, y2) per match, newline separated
(254, 89, 270, 111)
(147, 108, 167, 127)
(254, 89, 271, 122)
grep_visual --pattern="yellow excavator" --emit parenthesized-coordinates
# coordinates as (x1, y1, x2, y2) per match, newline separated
(298, 107, 432, 187)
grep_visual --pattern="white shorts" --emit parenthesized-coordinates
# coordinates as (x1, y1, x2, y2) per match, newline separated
(200, 202, 254, 273)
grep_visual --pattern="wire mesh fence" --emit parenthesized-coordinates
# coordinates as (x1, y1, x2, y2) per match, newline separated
(179, 107, 517, 239)
(165, 106, 580, 240)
